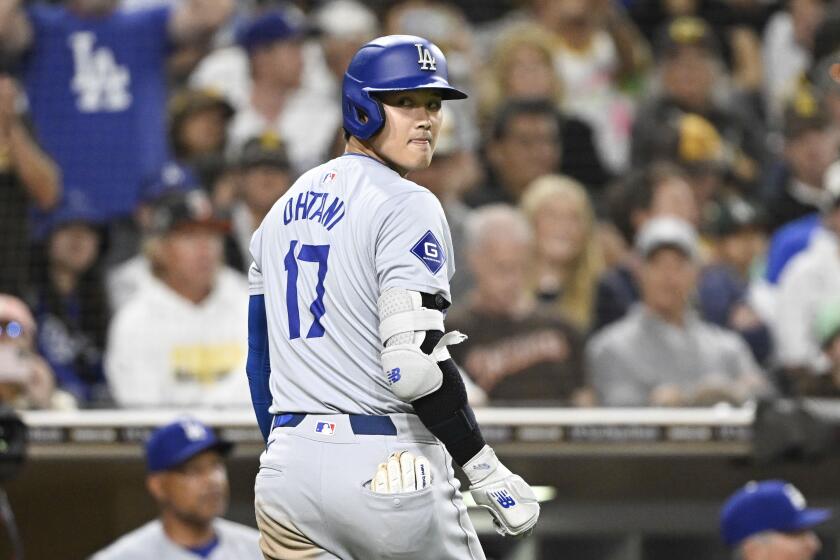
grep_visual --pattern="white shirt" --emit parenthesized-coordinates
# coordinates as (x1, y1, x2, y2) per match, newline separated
(249, 154, 455, 415)
(105, 268, 251, 407)
(775, 229, 840, 371)
(107, 254, 154, 311)
(91, 518, 261, 560)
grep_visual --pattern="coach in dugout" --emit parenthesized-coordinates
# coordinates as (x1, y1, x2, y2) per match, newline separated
(92, 417, 261, 559)
(721, 480, 830, 560)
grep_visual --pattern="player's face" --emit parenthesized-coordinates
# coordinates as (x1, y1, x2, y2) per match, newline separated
(371, 90, 443, 175)
(153, 450, 229, 525)
(750, 530, 821, 560)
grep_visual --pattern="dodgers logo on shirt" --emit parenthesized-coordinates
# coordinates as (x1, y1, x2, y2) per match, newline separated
(410, 230, 446, 274)
(315, 422, 336, 435)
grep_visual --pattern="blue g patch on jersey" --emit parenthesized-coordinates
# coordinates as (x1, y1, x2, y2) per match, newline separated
(410, 230, 446, 274)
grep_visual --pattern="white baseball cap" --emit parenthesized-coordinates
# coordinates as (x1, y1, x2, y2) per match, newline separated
(635, 216, 699, 261)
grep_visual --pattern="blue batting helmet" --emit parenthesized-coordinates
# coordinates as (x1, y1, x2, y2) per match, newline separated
(342, 35, 468, 140)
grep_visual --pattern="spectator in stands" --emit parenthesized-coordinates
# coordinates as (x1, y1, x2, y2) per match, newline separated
(168, 88, 234, 195)
(477, 25, 611, 193)
(105, 189, 250, 408)
(406, 111, 480, 304)
(762, 84, 839, 233)
(699, 196, 773, 365)
(230, 133, 293, 273)
(633, 17, 767, 194)
(763, 0, 828, 124)
(0, 73, 61, 298)
(0, 0, 234, 250)
(595, 162, 699, 331)
(107, 162, 204, 311)
(468, 99, 606, 207)
(721, 480, 828, 560)
(587, 217, 768, 407)
(29, 195, 110, 405)
(0, 294, 74, 410)
(446, 205, 589, 406)
(309, 0, 379, 98)
(92, 417, 261, 559)
(774, 177, 840, 378)
(219, 8, 340, 175)
(521, 174, 605, 332)
(530, 0, 649, 172)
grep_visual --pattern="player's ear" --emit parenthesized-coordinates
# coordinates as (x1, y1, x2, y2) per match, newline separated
(146, 474, 166, 502)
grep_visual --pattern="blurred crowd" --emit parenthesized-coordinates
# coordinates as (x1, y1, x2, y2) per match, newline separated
(0, 0, 839, 411)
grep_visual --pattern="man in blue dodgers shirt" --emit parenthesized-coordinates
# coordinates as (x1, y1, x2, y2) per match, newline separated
(0, 0, 233, 231)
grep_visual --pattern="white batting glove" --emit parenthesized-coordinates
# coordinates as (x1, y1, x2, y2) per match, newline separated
(370, 451, 432, 494)
(463, 445, 539, 537)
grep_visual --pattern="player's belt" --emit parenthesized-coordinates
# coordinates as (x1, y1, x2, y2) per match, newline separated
(272, 413, 398, 436)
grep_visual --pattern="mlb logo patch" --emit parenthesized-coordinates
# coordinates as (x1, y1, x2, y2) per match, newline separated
(410, 230, 446, 274)
(315, 422, 336, 435)
(322, 170, 338, 184)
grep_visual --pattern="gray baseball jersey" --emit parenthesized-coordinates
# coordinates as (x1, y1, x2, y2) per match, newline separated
(90, 518, 261, 560)
(249, 153, 455, 415)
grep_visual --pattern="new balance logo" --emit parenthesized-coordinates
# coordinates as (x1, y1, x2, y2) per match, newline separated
(415, 44, 437, 71)
(490, 489, 516, 509)
(387, 368, 401, 384)
(69, 32, 132, 112)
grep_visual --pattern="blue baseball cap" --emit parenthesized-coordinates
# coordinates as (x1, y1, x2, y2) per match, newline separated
(721, 480, 831, 547)
(139, 162, 200, 204)
(238, 9, 307, 52)
(145, 418, 233, 473)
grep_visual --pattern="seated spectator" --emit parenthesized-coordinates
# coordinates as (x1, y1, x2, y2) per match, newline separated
(0, 74, 61, 298)
(477, 24, 611, 192)
(595, 162, 699, 331)
(408, 113, 480, 303)
(446, 205, 589, 406)
(634, 17, 767, 194)
(0, 0, 234, 238)
(720, 480, 828, 560)
(762, 84, 839, 232)
(0, 294, 74, 410)
(532, 0, 649, 172)
(231, 133, 293, 273)
(92, 417, 261, 559)
(521, 175, 605, 332)
(774, 179, 840, 376)
(168, 88, 234, 194)
(105, 189, 250, 408)
(107, 162, 207, 311)
(467, 99, 605, 207)
(29, 197, 110, 405)
(586, 217, 769, 407)
(699, 196, 773, 365)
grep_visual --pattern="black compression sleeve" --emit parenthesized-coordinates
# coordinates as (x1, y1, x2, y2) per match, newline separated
(410, 299, 486, 466)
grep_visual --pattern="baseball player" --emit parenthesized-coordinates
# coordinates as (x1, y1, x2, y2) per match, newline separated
(91, 417, 262, 560)
(246, 35, 540, 559)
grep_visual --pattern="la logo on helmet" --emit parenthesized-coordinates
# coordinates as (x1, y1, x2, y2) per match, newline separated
(415, 44, 436, 71)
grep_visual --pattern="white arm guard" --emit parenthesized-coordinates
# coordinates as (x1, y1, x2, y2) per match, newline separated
(378, 288, 466, 402)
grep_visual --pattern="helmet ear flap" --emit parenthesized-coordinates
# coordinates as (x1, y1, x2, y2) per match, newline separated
(343, 87, 385, 140)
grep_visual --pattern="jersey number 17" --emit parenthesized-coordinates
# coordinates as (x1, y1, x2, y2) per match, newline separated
(284, 240, 330, 340)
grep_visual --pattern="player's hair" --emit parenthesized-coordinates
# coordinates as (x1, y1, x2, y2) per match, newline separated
(521, 174, 604, 331)
(490, 99, 561, 143)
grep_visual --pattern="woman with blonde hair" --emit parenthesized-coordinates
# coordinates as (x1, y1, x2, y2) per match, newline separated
(521, 174, 605, 331)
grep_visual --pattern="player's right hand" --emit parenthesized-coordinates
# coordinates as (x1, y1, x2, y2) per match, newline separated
(463, 445, 539, 537)
(370, 451, 432, 494)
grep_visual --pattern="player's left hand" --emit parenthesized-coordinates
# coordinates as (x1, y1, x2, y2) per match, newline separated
(463, 445, 540, 537)
(370, 451, 432, 494)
